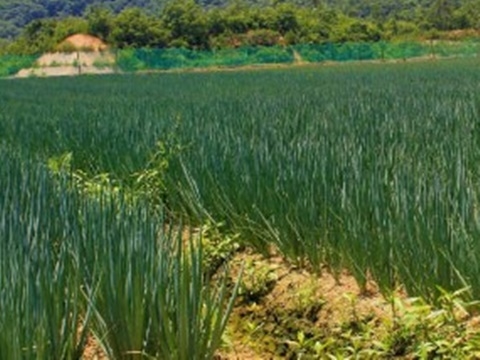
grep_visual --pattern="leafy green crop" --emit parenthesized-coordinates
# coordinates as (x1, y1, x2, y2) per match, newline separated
(0, 147, 239, 359)
(1, 59, 480, 356)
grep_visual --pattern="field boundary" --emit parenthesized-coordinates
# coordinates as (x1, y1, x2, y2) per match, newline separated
(2, 39, 479, 79)
(3, 51, 478, 80)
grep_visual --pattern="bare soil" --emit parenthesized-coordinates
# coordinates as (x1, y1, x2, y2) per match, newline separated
(58, 34, 108, 52)
(217, 250, 396, 359)
(80, 247, 395, 359)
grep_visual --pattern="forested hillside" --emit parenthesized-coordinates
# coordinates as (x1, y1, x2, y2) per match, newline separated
(0, 0, 160, 38)
(0, 0, 478, 54)
(1, 0, 479, 39)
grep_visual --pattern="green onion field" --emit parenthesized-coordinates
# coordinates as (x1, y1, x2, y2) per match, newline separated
(1, 58, 480, 358)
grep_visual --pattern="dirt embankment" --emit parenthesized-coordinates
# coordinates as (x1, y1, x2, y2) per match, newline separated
(15, 34, 115, 78)
(16, 51, 116, 78)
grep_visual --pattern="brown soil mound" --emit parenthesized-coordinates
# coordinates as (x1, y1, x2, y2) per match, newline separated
(58, 34, 107, 52)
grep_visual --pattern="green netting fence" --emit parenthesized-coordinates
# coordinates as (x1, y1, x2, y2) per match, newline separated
(293, 40, 480, 62)
(0, 54, 38, 77)
(1, 40, 478, 77)
(116, 40, 480, 72)
(116, 46, 294, 72)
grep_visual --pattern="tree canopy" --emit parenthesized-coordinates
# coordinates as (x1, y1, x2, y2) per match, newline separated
(1, 0, 478, 53)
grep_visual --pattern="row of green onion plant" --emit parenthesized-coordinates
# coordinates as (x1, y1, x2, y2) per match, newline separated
(163, 60, 480, 301)
(2, 59, 480, 303)
(0, 148, 238, 359)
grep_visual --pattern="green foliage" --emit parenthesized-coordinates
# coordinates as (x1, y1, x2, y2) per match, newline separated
(0, 146, 239, 359)
(4, 56, 480, 358)
(2, 0, 479, 55)
(85, 6, 114, 41)
(237, 259, 278, 303)
(116, 45, 294, 71)
(52, 16, 89, 43)
(83, 203, 240, 360)
(0, 151, 89, 359)
(5, 16, 88, 54)
(153, 59, 480, 300)
(0, 38, 9, 55)
(199, 221, 241, 276)
(2, 58, 480, 313)
(110, 7, 168, 48)
(47, 135, 182, 213)
(232, 279, 480, 358)
(376, 289, 480, 358)
(162, 0, 209, 49)
(0, 76, 247, 357)
(0, 54, 37, 76)
(290, 40, 477, 63)
(244, 29, 282, 46)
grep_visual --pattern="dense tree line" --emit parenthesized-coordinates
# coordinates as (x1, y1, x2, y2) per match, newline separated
(0, 0, 478, 55)
(0, 0, 164, 39)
